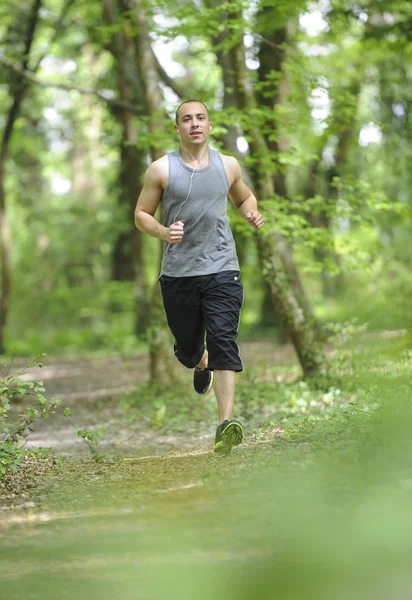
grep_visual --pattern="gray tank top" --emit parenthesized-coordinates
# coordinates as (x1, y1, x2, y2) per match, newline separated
(160, 148, 240, 277)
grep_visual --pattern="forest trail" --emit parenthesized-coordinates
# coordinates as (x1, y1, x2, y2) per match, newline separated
(7, 341, 297, 459)
(1, 333, 411, 600)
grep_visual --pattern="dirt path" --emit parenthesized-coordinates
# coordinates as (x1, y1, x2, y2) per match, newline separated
(1, 333, 410, 600)
(7, 341, 298, 459)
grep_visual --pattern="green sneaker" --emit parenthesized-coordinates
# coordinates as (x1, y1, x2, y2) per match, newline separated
(214, 419, 243, 455)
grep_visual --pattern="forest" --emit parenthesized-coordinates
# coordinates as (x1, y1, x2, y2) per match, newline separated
(0, 0, 411, 599)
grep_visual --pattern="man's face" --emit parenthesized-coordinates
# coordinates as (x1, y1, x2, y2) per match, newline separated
(175, 102, 212, 144)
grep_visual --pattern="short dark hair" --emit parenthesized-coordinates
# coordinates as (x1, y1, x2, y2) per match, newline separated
(175, 99, 210, 124)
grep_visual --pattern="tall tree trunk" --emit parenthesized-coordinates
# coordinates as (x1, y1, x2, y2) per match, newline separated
(103, 0, 150, 334)
(0, 163, 12, 355)
(230, 14, 326, 377)
(255, 13, 317, 325)
(211, 29, 276, 328)
(305, 81, 362, 297)
(0, 0, 42, 354)
(115, 77, 149, 334)
(213, 32, 241, 156)
(71, 45, 104, 210)
(131, 0, 178, 385)
(257, 235, 323, 376)
(211, 28, 251, 272)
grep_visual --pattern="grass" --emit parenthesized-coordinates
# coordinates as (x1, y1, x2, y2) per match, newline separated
(1, 331, 411, 599)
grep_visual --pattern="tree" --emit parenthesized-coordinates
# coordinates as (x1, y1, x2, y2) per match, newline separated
(0, 0, 75, 354)
(227, 3, 326, 376)
(101, 0, 151, 337)
(127, 0, 179, 385)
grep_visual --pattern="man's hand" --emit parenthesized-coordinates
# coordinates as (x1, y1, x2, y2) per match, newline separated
(246, 211, 264, 229)
(167, 221, 184, 244)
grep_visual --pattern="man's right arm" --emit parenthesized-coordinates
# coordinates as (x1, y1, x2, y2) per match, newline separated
(134, 161, 184, 245)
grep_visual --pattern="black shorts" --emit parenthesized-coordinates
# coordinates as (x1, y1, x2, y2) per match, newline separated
(159, 270, 243, 372)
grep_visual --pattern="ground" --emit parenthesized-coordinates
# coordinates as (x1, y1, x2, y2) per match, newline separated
(6, 341, 298, 459)
(1, 333, 411, 600)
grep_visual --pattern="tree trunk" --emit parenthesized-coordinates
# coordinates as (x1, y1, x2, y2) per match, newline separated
(211, 29, 252, 272)
(71, 45, 104, 210)
(257, 235, 324, 377)
(131, 0, 179, 385)
(0, 0, 42, 354)
(230, 14, 326, 377)
(255, 13, 318, 324)
(103, 0, 150, 334)
(0, 164, 11, 355)
(213, 31, 241, 156)
(211, 28, 275, 330)
(305, 81, 362, 297)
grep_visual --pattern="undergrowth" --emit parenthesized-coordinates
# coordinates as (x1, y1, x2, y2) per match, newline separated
(1, 331, 411, 600)
(0, 355, 104, 488)
(119, 326, 410, 453)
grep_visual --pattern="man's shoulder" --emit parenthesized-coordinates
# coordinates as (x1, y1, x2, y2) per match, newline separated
(216, 152, 240, 176)
(144, 154, 170, 188)
(152, 153, 170, 169)
(218, 151, 238, 167)
(147, 154, 169, 176)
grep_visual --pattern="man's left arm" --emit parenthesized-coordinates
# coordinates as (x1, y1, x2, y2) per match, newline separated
(227, 157, 264, 229)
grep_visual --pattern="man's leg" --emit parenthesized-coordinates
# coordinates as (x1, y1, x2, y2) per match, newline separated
(193, 349, 213, 394)
(159, 275, 205, 369)
(213, 369, 243, 455)
(213, 370, 235, 422)
(197, 349, 208, 369)
(201, 271, 244, 453)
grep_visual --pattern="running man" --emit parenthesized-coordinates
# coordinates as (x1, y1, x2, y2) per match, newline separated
(134, 99, 264, 454)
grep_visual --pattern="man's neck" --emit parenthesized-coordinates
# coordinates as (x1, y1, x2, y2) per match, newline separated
(179, 143, 209, 167)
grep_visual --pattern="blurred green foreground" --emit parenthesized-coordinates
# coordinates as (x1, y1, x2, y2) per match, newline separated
(1, 334, 412, 600)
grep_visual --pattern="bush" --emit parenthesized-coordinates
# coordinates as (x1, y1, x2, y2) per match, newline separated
(0, 356, 62, 479)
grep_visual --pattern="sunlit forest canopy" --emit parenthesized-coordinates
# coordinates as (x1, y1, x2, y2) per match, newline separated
(0, 0, 411, 357)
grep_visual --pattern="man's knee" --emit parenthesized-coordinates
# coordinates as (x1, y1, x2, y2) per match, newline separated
(173, 342, 205, 369)
(206, 336, 243, 373)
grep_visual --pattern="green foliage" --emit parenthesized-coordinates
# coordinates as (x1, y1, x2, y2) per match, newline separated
(77, 429, 105, 462)
(0, 357, 60, 443)
(121, 382, 216, 433)
(7, 282, 144, 356)
(2, 0, 412, 357)
(0, 440, 24, 476)
(0, 356, 105, 479)
(0, 356, 60, 479)
(316, 251, 412, 330)
(119, 329, 362, 437)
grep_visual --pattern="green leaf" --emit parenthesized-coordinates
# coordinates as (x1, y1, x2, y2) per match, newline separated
(154, 404, 167, 427)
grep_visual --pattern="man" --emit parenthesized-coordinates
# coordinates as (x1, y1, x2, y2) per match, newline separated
(134, 99, 264, 454)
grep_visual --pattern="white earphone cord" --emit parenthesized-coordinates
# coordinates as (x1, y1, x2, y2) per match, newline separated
(173, 140, 208, 221)
(161, 138, 209, 272)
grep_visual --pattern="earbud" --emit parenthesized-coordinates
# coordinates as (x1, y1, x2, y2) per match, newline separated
(177, 129, 180, 134)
